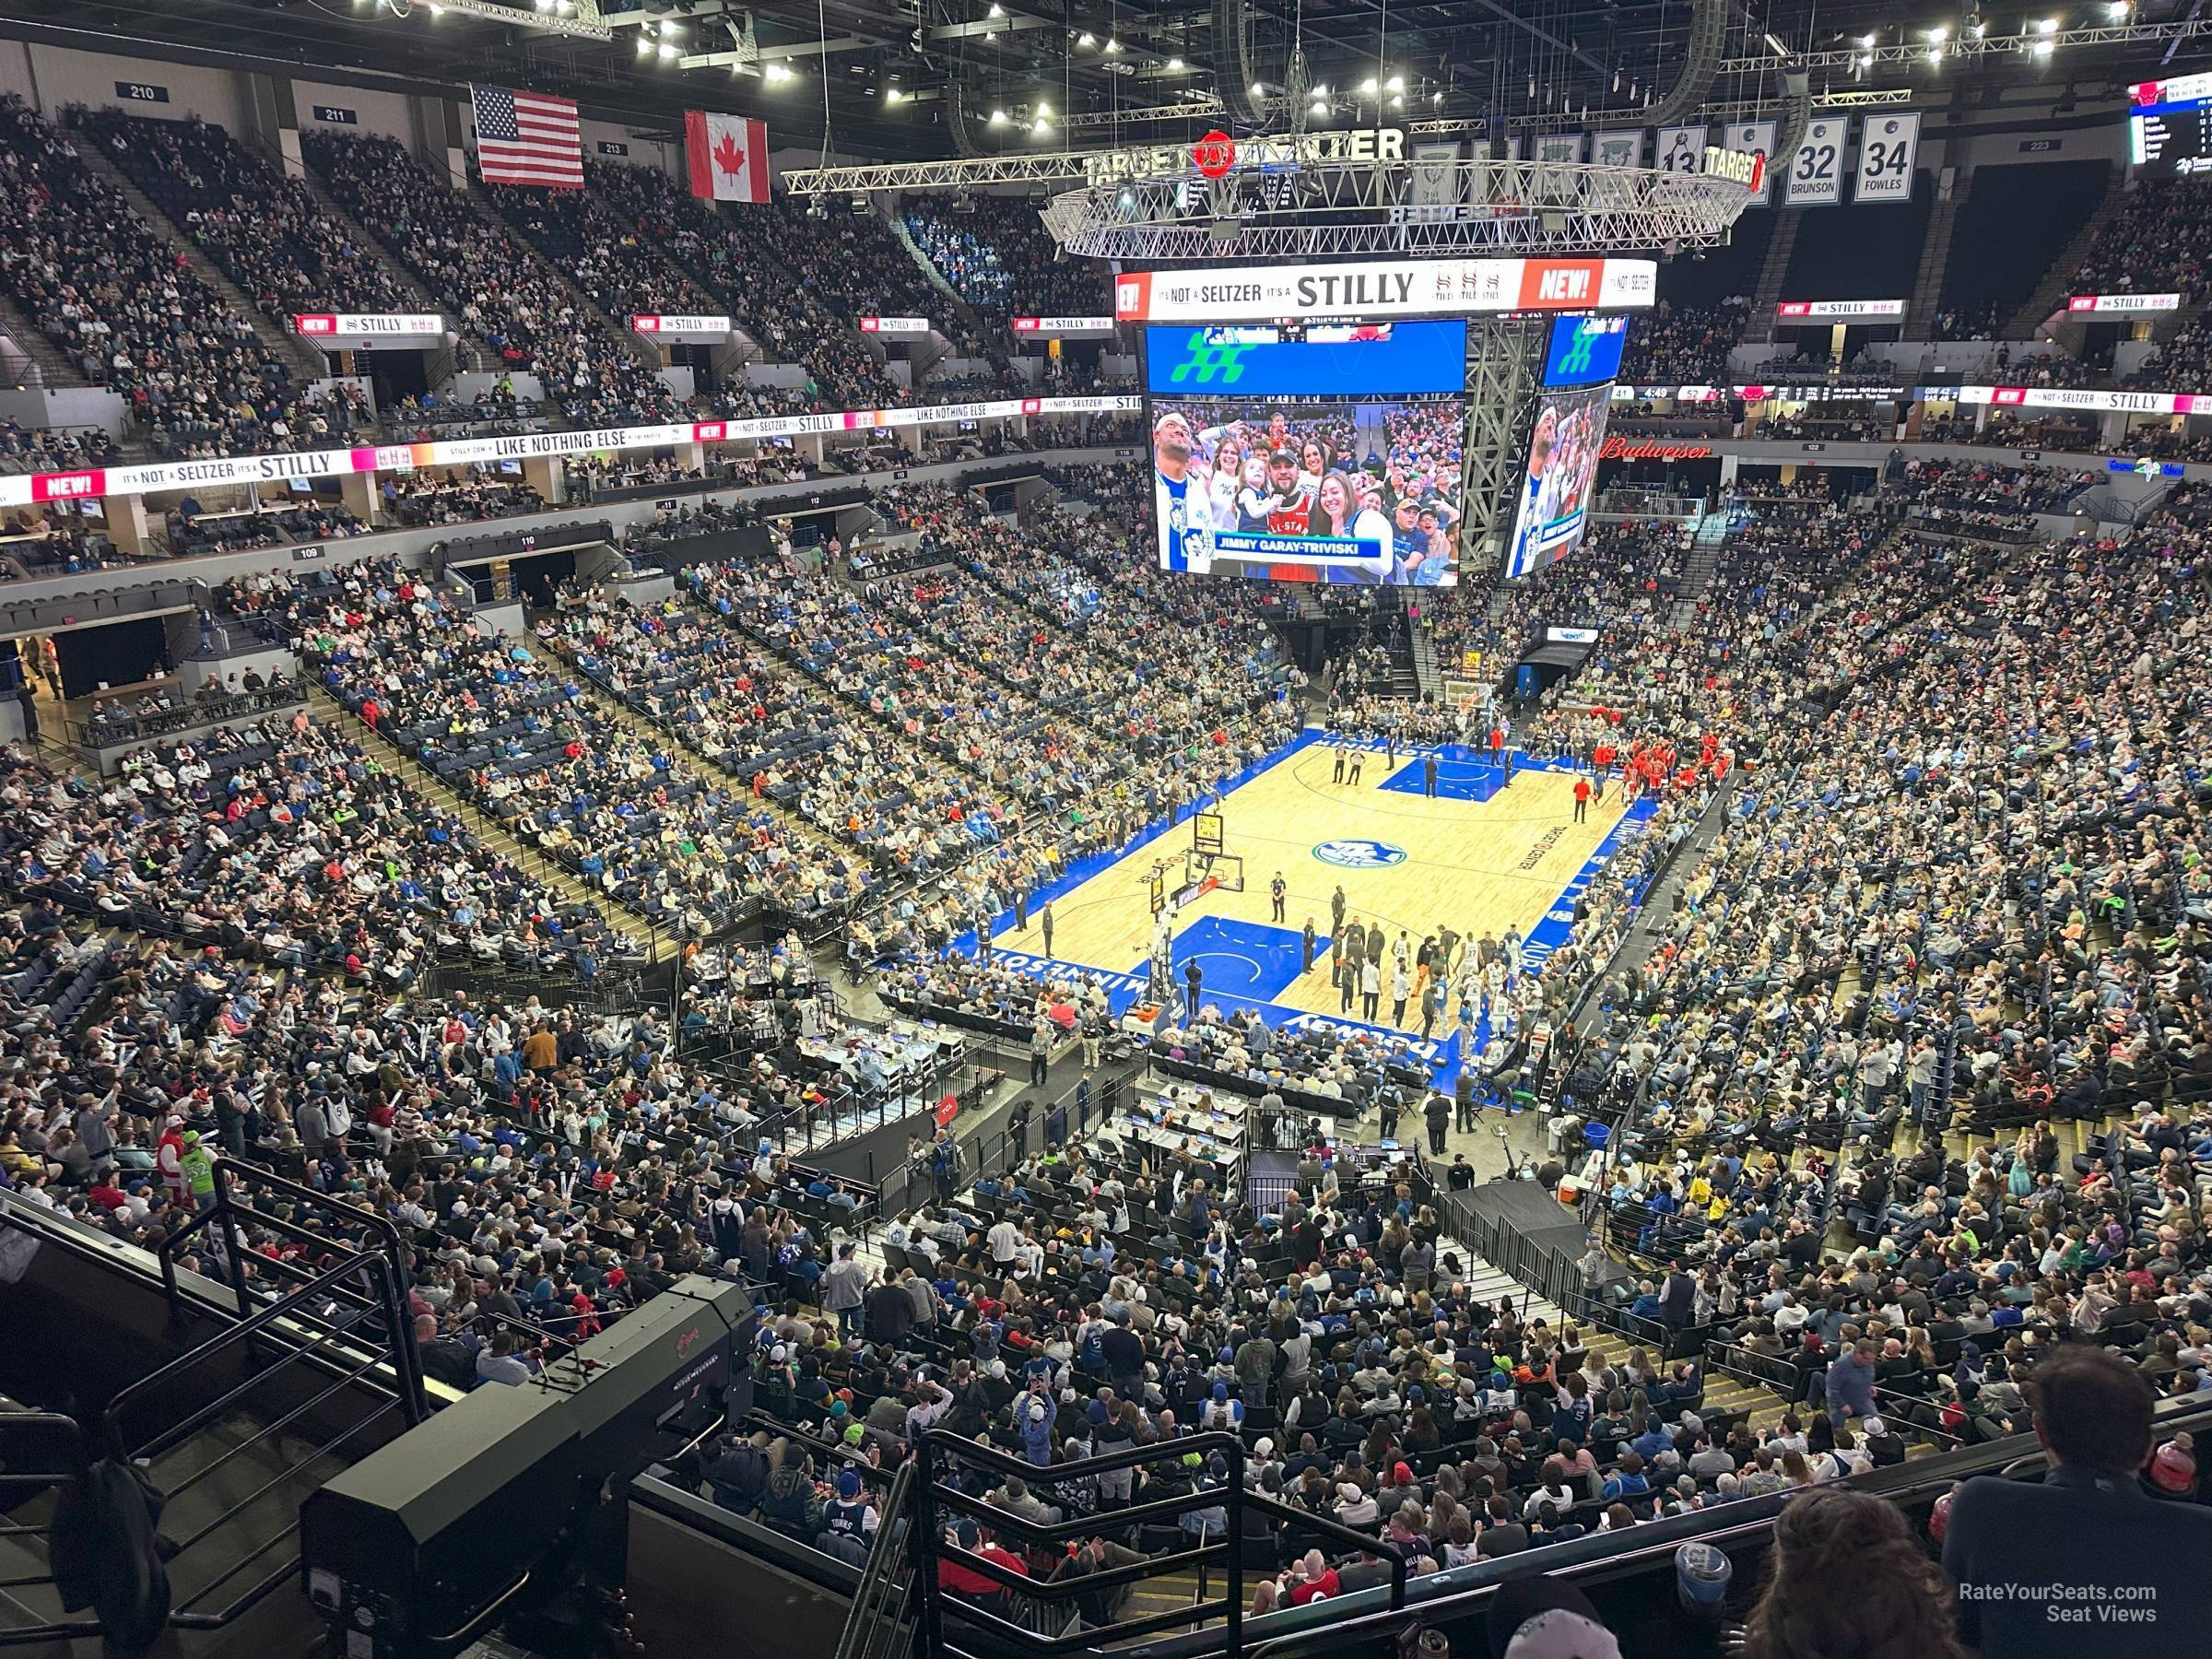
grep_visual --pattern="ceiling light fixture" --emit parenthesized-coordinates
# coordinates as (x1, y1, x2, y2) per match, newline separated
(1360, 76, 1379, 93)
(1167, 56, 1182, 69)
(2032, 37, 2055, 54)
(989, 107, 1007, 123)
(658, 41, 677, 57)
(988, 2, 1004, 15)
(2037, 17, 2058, 31)
(1104, 37, 1121, 53)
(1077, 31, 1094, 46)
(1385, 74, 1404, 92)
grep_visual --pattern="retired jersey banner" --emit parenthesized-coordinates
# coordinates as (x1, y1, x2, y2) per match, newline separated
(1785, 117, 1848, 205)
(685, 111, 770, 203)
(1404, 141, 1463, 224)
(1592, 129, 1644, 169)
(1721, 120, 1779, 206)
(1855, 112, 1920, 203)
(1655, 125, 1708, 175)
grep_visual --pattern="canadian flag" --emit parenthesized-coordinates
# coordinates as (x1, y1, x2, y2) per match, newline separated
(685, 111, 770, 204)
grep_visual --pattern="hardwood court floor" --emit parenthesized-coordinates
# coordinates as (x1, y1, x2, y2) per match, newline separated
(1019, 737, 1630, 1033)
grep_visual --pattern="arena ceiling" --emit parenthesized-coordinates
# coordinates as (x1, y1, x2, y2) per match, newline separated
(3, 0, 2207, 163)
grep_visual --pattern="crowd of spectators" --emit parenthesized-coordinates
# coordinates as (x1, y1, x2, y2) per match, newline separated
(303, 133, 679, 429)
(1620, 299, 1750, 386)
(294, 558, 872, 937)
(589, 162, 933, 408)
(2072, 176, 2212, 304)
(902, 196, 1108, 319)
(0, 97, 296, 450)
(73, 110, 416, 335)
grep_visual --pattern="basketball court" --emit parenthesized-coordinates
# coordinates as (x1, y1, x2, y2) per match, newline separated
(972, 727, 1653, 1083)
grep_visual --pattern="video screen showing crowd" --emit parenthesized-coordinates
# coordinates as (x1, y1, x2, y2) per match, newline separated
(1146, 319, 1466, 587)
(1505, 382, 1612, 581)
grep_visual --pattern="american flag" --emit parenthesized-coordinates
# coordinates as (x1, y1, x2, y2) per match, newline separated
(472, 85, 582, 187)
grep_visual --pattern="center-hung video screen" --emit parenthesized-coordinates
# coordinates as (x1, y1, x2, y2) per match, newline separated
(1145, 319, 1467, 587)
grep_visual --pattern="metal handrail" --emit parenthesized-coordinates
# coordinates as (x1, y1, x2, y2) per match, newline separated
(833, 1458, 917, 1659)
(102, 1248, 412, 1465)
(161, 1160, 430, 1422)
(908, 1428, 1406, 1658)
(0, 1413, 100, 1646)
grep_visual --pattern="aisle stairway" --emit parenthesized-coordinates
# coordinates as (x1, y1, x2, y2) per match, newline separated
(1904, 194, 1962, 339)
(2003, 165, 2130, 339)
(74, 142, 329, 383)
(0, 290, 93, 389)
(304, 685, 662, 959)
(535, 621, 850, 866)
(1741, 212, 1804, 345)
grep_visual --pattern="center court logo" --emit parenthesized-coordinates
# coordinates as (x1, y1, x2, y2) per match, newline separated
(1312, 839, 1407, 868)
(1169, 335, 1253, 385)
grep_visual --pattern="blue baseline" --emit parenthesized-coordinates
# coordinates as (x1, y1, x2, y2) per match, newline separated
(940, 725, 1654, 1088)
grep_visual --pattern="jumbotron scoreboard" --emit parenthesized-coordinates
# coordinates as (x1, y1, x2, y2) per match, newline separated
(2131, 73, 2212, 174)
(1119, 253, 1655, 586)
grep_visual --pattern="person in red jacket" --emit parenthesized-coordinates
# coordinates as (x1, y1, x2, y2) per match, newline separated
(156, 1115, 190, 1206)
(1572, 775, 1592, 822)
(938, 1518, 1029, 1611)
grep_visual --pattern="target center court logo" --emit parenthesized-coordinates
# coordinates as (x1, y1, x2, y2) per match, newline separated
(1312, 839, 1408, 869)
(1169, 335, 1254, 385)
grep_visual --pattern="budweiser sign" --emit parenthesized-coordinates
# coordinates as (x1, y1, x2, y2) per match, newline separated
(1600, 435, 1713, 462)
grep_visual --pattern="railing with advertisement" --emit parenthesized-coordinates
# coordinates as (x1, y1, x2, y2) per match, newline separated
(0, 394, 1142, 511)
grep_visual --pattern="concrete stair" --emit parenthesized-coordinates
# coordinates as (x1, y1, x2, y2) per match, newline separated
(2003, 163, 2128, 340)
(74, 143, 329, 384)
(304, 685, 663, 959)
(289, 170, 496, 375)
(465, 181, 665, 374)
(0, 289, 94, 389)
(1904, 194, 1961, 339)
(535, 625, 857, 867)
(1741, 210, 1804, 344)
